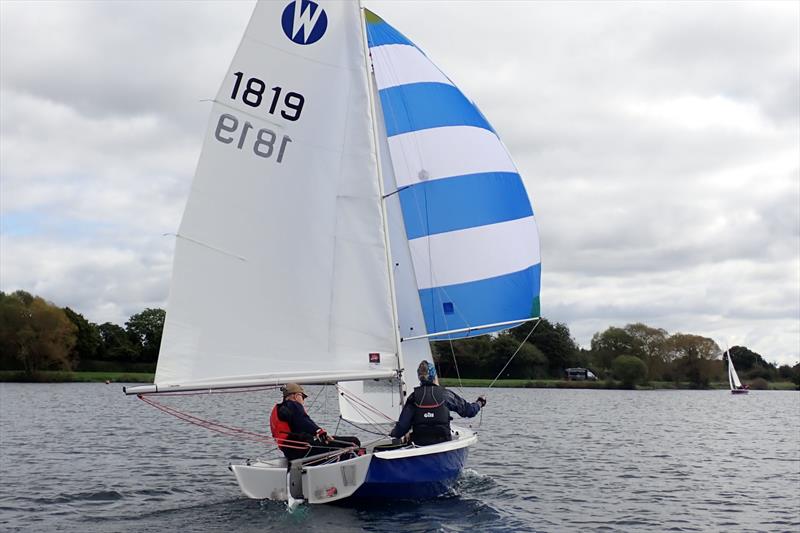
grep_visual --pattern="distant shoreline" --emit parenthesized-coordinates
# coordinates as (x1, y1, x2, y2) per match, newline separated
(0, 371, 796, 390)
(0, 371, 155, 384)
(440, 377, 797, 391)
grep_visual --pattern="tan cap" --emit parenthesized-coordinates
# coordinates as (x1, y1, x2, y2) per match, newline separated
(282, 383, 307, 399)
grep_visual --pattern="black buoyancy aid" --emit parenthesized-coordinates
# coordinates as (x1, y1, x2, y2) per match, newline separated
(411, 384, 451, 445)
(269, 403, 292, 448)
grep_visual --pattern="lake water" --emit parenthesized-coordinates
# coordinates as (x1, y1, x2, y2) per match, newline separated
(1, 383, 798, 532)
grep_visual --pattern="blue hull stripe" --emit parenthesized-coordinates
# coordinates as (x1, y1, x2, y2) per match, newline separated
(379, 83, 494, 137)
(420, 264, 541, 337)
(400, 171, 533, 240)
(351, 446, 468, 500)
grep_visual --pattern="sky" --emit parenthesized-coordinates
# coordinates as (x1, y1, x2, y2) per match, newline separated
(1, 1, 798, 365)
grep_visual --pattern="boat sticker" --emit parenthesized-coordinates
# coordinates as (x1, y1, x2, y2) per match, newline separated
(281, 0, 328, 45)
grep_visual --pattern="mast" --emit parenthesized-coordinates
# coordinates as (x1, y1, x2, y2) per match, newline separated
(357, 1, 406, 397)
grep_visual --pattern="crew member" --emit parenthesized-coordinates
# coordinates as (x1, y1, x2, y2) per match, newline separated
(389, 361, 486, 446)
(270, 383, 360, 460)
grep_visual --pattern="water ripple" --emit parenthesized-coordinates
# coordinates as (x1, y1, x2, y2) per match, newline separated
(1, 384, 798, 532)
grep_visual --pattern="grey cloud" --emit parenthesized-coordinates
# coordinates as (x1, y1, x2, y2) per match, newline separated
(1, 0, 797, 364)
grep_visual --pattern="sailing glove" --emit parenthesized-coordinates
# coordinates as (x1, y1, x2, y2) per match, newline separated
(476, 396, 487, 408)
(315, 428, 330, 443)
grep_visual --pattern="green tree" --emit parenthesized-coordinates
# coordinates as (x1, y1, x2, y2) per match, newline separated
(0, 291, 77, 374)
(728, 345, 771, 371)
(98, 322, 139, 362)
(488, 332, 548, 380)
(63, 307, 102, 365)
(791, 364, 800, 389)
(125, 308, 166, 362)
(777, 365, 793, 380)
(612, 354, 648, 388)
(432, 335, 492, 379)
(624, 323, 669, 380)
(590, 326, 635, 375)
(666, 333, 720, 388)
(728, 345, 777, 380)
(590, 323, 669, 380)
(511, 318, 578, 377)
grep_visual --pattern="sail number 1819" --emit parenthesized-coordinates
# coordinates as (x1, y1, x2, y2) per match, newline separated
(230, 72, 304, 121)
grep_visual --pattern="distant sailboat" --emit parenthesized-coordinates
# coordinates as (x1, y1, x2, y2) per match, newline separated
(124, 0, 541, 505)
(726, 350, 749, 394)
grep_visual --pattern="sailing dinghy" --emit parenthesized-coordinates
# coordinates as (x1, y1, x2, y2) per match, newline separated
(125, 0, 541, 505)
(725, 350, 749, 394)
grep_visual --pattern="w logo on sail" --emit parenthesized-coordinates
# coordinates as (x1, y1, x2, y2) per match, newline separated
(281, 0, 328, 45)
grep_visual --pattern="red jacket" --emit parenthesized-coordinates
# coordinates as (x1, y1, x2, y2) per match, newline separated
(269, 403, 292, 447)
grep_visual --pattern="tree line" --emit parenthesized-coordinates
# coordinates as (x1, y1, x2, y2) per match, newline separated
(1, 290, 798, 388)
(432, 320, 800, 388)
(0, 290, 164, 375)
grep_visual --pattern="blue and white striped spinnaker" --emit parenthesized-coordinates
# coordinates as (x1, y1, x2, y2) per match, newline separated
(365, 10, 541, 339)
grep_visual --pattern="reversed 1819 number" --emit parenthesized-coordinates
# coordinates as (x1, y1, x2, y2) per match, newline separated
(214, 113, 292, 163)
(230, 72, 304, 122)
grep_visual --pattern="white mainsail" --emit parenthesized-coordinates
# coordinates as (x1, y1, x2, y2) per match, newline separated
(154, 1, 399, 388)
(727, 351, 743, 390)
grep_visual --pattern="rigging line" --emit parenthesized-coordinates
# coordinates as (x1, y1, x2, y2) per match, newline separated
(304, 382, 327, 413)
(336, 389, 382, 427)
(446, 336, 466, 394)
(336, 384, 396, 423)
(488, 318, 541, 389)
(341, 402, 395, 436)
(341, 398, 376, 426)
(337, 385, 393, 421)
(337, 416, 394, 437)
(381, 184, 412, 199)
(138, 394, 310, 450)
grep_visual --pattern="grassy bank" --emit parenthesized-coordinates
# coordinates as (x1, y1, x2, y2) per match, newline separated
(439, 377, 798, 391)
(0, 371, 795, 390)
(0, 371, 154, 383)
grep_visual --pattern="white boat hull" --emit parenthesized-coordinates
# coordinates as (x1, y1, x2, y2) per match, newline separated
(230, 426, 477, 504)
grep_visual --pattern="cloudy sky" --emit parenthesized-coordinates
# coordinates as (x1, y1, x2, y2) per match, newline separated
(1, 1, 798, 365)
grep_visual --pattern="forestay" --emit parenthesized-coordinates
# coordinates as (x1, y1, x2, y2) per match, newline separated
(155, 1, 399, 388)
(365, 10, 542, 339)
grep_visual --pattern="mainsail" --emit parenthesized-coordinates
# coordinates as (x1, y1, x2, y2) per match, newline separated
(365, 10, 541, 339)
(132, 2, 541, 414)
(154, 1, 399, 388)
(727, 352, 743, 390)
